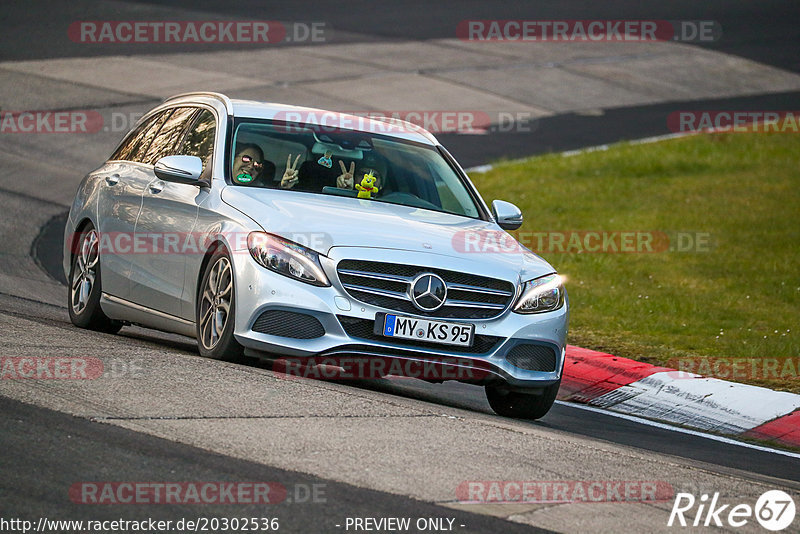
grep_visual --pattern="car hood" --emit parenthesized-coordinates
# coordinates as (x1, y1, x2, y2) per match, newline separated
(221, 187, 555, 280)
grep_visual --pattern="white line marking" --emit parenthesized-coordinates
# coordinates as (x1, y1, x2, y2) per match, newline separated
(560, 132, 693, 157)
(465, 131, 698, 174)
(554, 401, 800, 459)
(464, 163, 494, 174)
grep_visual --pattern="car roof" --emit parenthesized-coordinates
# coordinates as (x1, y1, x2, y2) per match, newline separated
(163, 92, 439, 146)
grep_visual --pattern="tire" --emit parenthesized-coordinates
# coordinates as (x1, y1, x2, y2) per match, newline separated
(485, 380, 560, 420)
(196, 247, 243, 361)
(67, 224, 122, 334)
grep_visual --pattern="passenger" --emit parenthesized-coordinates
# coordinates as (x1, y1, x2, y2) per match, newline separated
(280, 154, 360, 191)
(281, 153, 302, 189)
(279, 152, 386, 192)
(335, 156, 386, 192)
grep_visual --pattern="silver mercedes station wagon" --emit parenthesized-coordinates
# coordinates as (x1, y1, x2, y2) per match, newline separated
(64, 92, 568, 419)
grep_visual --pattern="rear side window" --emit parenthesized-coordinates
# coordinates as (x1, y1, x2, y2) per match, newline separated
(142, 107, 197, 165)
(178, 109, 216, 173)
(110, 110, 169, 162)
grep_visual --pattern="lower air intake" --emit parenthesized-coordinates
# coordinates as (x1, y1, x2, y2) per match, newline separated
(252, 310, 325, 339)
(505, 344, 557, 372)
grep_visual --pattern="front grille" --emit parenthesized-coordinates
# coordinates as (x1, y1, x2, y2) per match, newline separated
(252, 310, 325, 339)
(338, 316, 502, 354)
(505, 344, 557, 372)
(337, 259, 516, 319)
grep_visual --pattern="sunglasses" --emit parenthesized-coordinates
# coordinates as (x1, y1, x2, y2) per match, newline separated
(240, 154, 264, 169)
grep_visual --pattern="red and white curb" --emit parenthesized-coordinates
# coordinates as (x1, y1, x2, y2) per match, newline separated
(559, 345, 800, 448)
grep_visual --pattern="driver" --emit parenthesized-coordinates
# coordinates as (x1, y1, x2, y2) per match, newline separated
(232, 144, 265, 185)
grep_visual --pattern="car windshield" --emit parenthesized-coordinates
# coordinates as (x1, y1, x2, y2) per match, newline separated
(230, 119, 482, 219)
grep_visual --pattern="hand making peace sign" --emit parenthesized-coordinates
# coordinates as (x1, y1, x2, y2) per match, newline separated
(337, 160, 355, 189)
(280, 153, 302, 189)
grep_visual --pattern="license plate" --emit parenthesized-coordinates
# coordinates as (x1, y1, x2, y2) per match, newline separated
(382, 314, 474, 347)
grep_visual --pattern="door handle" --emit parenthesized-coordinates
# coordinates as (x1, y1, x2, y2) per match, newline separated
(149, 181, 164, 194)
(105, 174, 120, 186)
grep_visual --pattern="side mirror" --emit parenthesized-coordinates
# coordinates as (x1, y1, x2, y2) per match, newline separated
(492, 200, 523, 230)
(154, 155, 204, 185)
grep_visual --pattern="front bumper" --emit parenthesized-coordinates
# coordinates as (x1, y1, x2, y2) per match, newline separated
(232, 247, 568, 389)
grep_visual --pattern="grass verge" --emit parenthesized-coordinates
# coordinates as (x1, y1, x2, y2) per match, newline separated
(470, 131, 800, 393)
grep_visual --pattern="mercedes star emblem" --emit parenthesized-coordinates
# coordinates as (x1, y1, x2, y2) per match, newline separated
(410, 273, 447, 312)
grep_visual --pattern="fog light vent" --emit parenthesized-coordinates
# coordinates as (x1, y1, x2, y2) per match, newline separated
(505, 344, 556, 372)
(252, 310, 325, 339)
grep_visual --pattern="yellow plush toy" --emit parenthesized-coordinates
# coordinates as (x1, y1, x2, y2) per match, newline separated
(356, 172, 379, 199)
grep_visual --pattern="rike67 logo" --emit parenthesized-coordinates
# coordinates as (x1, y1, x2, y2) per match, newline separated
(668, 490, 796, 531)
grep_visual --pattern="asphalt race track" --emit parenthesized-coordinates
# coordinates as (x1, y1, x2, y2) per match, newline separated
(1, 2, 799, 532)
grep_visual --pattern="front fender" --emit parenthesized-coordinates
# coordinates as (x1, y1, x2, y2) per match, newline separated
(180, 192, 266, 320)
(62, 171, 103, 278)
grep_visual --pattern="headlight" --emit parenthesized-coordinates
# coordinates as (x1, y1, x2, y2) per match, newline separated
(247, 232, 330, 287)
(513, 274, 565, 314)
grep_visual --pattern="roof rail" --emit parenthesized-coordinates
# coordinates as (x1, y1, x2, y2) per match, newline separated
(163, 92, 234, 115)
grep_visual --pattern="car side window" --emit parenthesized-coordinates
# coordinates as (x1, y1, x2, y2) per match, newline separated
(142, 107, 197, 165)
(178, 109, 216, 173)
(127, 111, 173, 163)
(110, 110, 169, 162)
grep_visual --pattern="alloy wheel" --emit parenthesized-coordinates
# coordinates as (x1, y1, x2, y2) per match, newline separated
(71, 229, 99, 314)
(199, 256, 233, 350)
